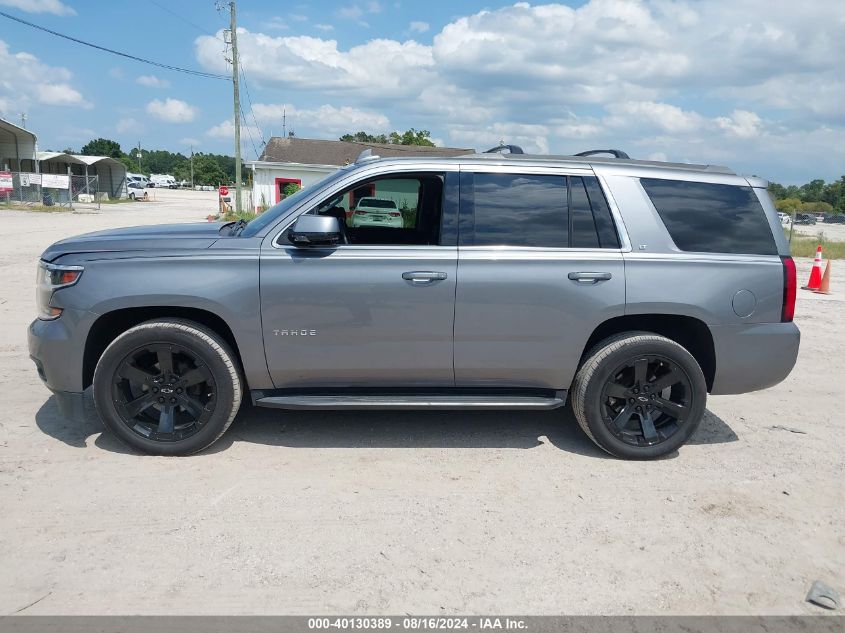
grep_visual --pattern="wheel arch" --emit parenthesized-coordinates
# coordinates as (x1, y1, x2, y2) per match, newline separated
(579, 314, 716, 392)
(83, 306, 244, 390)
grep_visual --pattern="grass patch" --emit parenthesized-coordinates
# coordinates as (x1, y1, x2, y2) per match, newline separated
(1, 203, 70, 213)
(221, 210, 257, 223)
(789, 234, 845, 259)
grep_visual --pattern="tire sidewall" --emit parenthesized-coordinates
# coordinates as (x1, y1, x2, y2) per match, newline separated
(581, 338, 707, 460)
(93, 323, 238, 456)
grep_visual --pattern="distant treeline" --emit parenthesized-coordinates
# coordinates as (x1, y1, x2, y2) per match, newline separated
(57, 138, 239, 186)
(769, 176, 845, 214)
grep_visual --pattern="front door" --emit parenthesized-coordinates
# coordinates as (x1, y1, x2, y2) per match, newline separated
(260, 170, 458, 389)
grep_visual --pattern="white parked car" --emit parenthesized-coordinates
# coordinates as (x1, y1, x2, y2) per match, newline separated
(350, 197, 403, 228)
(126, 172, 150, 188)
(778, 212, 791, 226)
(126, 181, 147, 200)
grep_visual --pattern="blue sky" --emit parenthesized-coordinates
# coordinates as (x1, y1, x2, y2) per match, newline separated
(1, 0, 843, 184)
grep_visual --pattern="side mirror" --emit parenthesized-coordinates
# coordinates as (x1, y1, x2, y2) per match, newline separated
(288, 214, 341, 247)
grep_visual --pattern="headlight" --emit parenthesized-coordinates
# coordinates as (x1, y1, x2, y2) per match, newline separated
(36, 261, 83, 320)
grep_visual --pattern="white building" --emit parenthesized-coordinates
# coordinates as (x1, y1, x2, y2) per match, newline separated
(246, 136, 471, 211)
(0, 118, 37, 172)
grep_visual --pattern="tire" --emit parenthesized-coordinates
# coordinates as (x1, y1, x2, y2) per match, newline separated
(570, 332, 707, 460)
(93, 319, 242, 455)
(129, 192, 135, 200)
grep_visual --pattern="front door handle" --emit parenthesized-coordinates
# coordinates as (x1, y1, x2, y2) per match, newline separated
(402, 271, 448, 284)
(568, 271, 612, 284)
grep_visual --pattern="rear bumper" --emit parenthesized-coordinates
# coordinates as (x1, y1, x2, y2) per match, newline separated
(709, 321, 800, 395)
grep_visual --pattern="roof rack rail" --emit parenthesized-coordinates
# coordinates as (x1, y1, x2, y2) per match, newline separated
(484, 144, 525, 154)
(574, 149, 630, 159)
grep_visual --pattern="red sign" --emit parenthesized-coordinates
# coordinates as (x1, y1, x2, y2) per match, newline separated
(0, 172, 12, 193)
(219, 185, 229, 197)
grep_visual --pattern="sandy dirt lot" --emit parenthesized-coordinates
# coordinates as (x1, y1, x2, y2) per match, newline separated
(0, 189, 842, 615)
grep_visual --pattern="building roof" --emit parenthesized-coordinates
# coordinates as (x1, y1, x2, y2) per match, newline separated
(37, 151, 125, 169)
(258, 136, 472, 166)
(0, 117, 37, 142)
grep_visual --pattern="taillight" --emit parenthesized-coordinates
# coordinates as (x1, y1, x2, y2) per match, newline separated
(781, 256, 796, 322)
(389, 212, 401, 217)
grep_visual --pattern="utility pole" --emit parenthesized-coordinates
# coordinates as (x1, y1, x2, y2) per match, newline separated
(190, 145, 195, 189)
(136, 141, 142, 172)
(20, 113, 27, 129)
(229, 1, 242, 213)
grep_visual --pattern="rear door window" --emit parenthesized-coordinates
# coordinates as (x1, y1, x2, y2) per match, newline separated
(461, 173, 620, 249)
(641, 178, 778, 255)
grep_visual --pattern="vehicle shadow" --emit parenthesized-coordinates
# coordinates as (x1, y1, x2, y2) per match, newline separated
(35, 393, 738, 458)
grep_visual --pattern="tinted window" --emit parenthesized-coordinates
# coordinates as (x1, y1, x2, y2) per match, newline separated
(641, 179, 777, 255)
(570, 177, 600, 248)
(470, 173, 568, 247)
(583, 177, 620, 248)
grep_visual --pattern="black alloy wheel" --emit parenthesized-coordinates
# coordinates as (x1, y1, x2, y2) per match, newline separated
(600, 355, 692, 447)
(570, 333, 707, 459)
(112, 344, 217, 442)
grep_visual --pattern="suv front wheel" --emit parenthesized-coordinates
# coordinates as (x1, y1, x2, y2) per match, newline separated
(570, 333, 707, 459)
(93, 319, 242, 455)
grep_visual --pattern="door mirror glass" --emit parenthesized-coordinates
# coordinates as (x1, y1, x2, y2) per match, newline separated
(288, 215, 341, 247)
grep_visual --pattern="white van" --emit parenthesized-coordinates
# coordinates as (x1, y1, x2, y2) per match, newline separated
(150, 174, 177, 189)
(126, 172, 150, 187)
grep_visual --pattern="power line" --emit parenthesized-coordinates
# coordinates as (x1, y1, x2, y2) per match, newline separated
(0, 9, 229, 80)
(240, 104, 259, 159)
(239, 66, 265, 148)
(147, 0, 220, 39)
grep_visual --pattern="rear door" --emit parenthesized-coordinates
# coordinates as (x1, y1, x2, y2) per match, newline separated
(453, 167, 626, 390)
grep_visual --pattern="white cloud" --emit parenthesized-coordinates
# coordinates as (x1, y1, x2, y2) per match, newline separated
(206, 119, 262, 145)
(34, 83, 92, 108)
(192, 0, 845, 181)
(146, 98, 198, 123)
(0, 0, 75, 16)
(314, 24, 334, 32)
(409, 21, 429, 33)
(251, 103, 390, 135)
(136, 75, 170, 89)
(0, 40, 93, 114)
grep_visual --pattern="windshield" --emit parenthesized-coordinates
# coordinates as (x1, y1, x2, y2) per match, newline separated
(240, 168, 347, 237)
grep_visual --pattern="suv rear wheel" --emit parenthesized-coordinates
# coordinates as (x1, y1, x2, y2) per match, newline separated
(93, 319, 242, 455)
(571, 333, 707, 459)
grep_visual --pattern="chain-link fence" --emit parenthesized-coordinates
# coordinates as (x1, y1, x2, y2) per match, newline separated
(71, 174, 101, 210)
(0, 171, 73, 208)
(0, 171, 103, 210)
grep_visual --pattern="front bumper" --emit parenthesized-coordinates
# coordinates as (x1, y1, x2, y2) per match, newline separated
(28, 308, 92, 419)
(709, 321, 800, 395)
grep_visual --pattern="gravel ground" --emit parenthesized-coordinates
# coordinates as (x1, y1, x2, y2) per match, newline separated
(0, 189, 842, 615)
(791, 221, 845, 241)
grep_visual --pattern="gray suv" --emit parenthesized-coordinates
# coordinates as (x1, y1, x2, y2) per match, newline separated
(28, 149, 800, 459)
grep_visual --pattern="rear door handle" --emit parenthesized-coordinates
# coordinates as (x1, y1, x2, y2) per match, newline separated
(568, 271, 612, 284)
(402, 271, 448, 284)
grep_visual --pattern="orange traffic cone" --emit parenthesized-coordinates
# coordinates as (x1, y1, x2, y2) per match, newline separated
(813, 260, 832, 295)
(802, 245, 823, 290)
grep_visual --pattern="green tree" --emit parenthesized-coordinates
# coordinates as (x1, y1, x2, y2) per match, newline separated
(775, 198, 803, 213)
(340, 131, 390, 144)
(80, 138, 123, 159)
(190, 153, 227, 185)
(283, 182, 301, 197)
(340, 128, 436, 146)
(798, 179, 825, 202)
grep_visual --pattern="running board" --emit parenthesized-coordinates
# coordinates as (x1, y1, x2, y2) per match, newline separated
(253, 391, 567, 411)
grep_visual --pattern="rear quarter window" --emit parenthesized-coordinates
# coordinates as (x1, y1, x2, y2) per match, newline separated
(641, 178, 778, 255)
